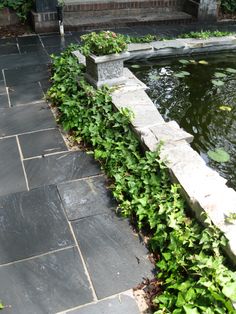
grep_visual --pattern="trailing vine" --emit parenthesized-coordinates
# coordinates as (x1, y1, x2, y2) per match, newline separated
(0, 0, 33, 22)
(47, 45, 236, 314)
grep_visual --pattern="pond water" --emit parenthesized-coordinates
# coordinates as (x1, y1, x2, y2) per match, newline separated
(129, 53, 236, 189)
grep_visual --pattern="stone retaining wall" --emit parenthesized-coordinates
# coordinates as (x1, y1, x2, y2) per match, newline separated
(74, 35, 236, 265)
(0, 8, 19, 26)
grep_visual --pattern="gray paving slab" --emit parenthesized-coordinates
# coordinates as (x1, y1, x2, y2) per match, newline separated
(0, 44, 19, 56)
(24, 151, 101, 189)
(19, 129, 68, 159)
(0, 80, 6, 94)
(0, 137, 27, 196)
(0, 102, 56, 137)
(17, 35, 41, 46)
(8, 82, 44, 106)
(40, 34, 79, 47)
(0, 52, 50, 70)
(58, 176, 117, 220)
(4, 64, 49, 86)
(72, 213, 154, 299)
(65, 293, 140, 314)
(0, 247, 93, 314)
(0, 93, 9, 108)
(0, 185, 74, 264)
(19, 45, 46, 54)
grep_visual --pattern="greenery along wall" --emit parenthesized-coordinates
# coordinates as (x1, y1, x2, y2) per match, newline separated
(221, 0, 236, 13)
(0, 0, 33, 21)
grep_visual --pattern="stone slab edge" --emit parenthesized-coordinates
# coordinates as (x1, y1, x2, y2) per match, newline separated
(127, 35, 236, 59)
(73, 35, 236, 265)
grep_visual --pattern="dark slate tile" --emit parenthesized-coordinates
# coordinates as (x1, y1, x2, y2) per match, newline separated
(0, 52, 50, 71)
(8, 82, 44, 106)
(39, 78, 51, 94)
(58, 176, 117, 220)
(66, 293, 140, 314)
(0, 37, 17, 45)
(0, 137, 27, 197)
(0, 44, 19, 56)
(72, 213, 154, 299)
(24, 151, 101, 189)
(19, 45, 46, 54)
(0, 102, 56, 137)
(0, 80, 6, 94)
(0, 185, 74, 264)
(40, 34, 79, 47)
(0, 94, 9, 108)
(46, 46, 64, 57)
(17, 35, 41, 46)
(4, 64, 49, 86)
(19, 129, 68, 158)
(0, 247, 93, 313)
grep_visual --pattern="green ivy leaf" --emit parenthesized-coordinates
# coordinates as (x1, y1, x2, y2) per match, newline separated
(207, 148, 230, 163)
(222, 282, 236, 301)
(174, 71, 190, 78)
(198, 60, 209, 65)
(183, 305, 200, 314)
(211, 79, 225, 86)
(214, 72, 227, 78)
(131, 64, 141, 68)
(226, 68, 236, 73)
(219, 105, 232, 111)
(179, 59, 190, 64)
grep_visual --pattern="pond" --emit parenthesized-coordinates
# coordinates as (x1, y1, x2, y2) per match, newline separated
(129, 53, 236, 190)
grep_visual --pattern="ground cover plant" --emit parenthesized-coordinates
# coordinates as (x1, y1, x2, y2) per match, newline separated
(0, 0, 33, 21)
(47, 45, 236, 314)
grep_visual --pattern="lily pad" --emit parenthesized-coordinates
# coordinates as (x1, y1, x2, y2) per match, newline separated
(190, 59, 197, 65)
(179, 59, 190, 65)
(214, 72, 227, 78)
(198, 60, 209, 65)
(207, 148, 230, 163)
(211, 79, 225, 86)
(131, 64, 140, 68)
(226, 68, 236, 73)
(149, 74, 160, 81)
(174, 71, 190, 78)
(219, 105, 232, 111)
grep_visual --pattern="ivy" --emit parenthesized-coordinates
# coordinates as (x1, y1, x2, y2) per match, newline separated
(0, 0, 33, 22)
(47, 46, 236, 314)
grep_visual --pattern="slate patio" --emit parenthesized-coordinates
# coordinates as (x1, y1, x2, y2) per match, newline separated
(1, 21, 236, 313)
(0, 30, 155, 314)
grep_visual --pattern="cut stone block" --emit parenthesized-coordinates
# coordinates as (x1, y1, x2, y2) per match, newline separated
(66, 291, 140, 314)
(58, 176, 117, 220)
(150, 120, 194, 144)
(24, 151, 101, 189)
(0, 185, 74, 264)
(128, 43, 153, 52)
(0, 247, 93, 313)
(72, 213, 154, 299)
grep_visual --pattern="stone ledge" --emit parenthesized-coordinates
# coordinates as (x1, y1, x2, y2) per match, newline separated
(110, 68, 236, 266)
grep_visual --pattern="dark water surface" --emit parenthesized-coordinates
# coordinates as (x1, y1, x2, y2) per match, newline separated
(129, 53, 236, 189)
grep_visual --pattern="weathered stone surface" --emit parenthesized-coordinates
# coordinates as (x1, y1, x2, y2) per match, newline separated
(153, 39, 187, 50)
(150, 121, 194, 144)
(198, 0, 220, 21)
(128, 43, 153, 52)
(85, 52, 130, 88)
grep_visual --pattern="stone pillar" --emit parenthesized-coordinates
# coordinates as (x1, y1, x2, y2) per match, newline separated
(198, 0, 220, 21)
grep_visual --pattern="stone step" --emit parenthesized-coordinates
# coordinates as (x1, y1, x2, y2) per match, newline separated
(64, 0, 183, 12)
(64, 11, 194, 31)
(65, 7, 180, 19)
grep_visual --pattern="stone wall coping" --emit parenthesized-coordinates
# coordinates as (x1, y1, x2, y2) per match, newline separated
(87, 51, 130, 64)
(74, 34, 236, 264)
